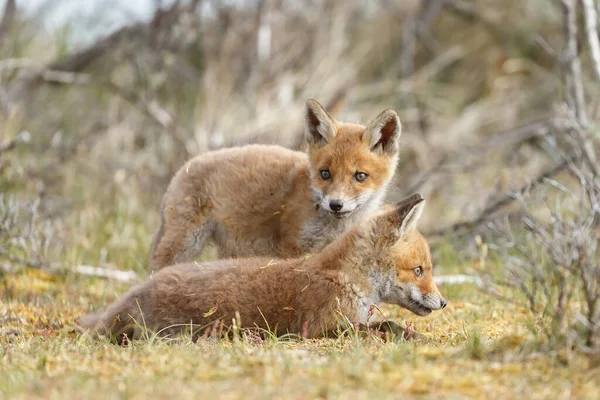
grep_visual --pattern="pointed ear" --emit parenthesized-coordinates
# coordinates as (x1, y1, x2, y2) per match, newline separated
(305, 99, 337, 147)
(362, 109, 401, 156)
(374, 193, 425, 241)
(397, 194, 425, 237)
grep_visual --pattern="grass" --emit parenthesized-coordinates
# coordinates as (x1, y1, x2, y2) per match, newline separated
(2, 266, 599, 399)
(1, 2, 599, 396)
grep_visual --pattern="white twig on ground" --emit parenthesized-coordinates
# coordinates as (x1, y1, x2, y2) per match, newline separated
(74, 265, 139, 283)
(582, 0, 600, 83)
(434, 274, 483, 286)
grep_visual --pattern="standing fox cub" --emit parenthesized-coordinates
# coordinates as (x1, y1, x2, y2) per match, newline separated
(80, 194, 447, 342)
(149, 99, 402, 272)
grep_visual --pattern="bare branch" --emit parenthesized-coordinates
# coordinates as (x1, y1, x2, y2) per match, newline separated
(582, 0, 600, 83)
(562, 0, 588, 125)
(0, 58, 91, 84)
(21, 0, 202, 90)
(427, 159, 570, 237)
(404, 116, 564, 195)
(105, 81, 191, 158)
(0, 0, 16, 45)
(74, 265, 139, 283)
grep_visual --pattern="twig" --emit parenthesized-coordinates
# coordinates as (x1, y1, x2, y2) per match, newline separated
(442, 0, 506, 44)
(105, 81, 191, 158)
(562, 0, 588, 126)
(0, 58, 91, 84)
(21, 1, 201, 90)
(74, 265, 139, 283)
(403, 116, 562, 195)
(0, 0, 16, 45)
(582, 0, 600, 83)
(434, 274, 483, 286)
(427, 160, 570, 237)
(397, 0, 444, 78)
(561, 0, 600, 177)
(443, 0, 556, 66)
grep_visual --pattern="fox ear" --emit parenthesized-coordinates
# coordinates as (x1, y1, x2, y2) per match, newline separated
(305, 99, 337, 147)
(374, 193, 425, 241)
(396, 194, 425, 237)
(362, 109, 401, 156)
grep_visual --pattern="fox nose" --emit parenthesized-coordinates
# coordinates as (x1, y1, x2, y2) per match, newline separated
(329, 200, 343, 212)
(440, 298, 447, 309)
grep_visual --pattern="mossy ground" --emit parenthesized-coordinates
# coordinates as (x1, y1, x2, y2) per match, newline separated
(2, 266, 599, 400)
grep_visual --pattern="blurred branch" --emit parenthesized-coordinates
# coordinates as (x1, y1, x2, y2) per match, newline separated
(74, 265, 139, 283)
(443, 0, 556, 64)
(427, 159, 571, 238)
(582, 0, 600, 83)
(561, 0, 600, 176)
(442, 0, 506, 44)
(397, 0, 444, 78)
(0, 0, 16, 45)
(23, 0, 201, 88)
(105, 81, 191, 158)
(404, 116, 566, 195)
(354, 46, 465, 102)
(0, 58, 91, 84)
(562, 0, 588, 125)
(425, 1, 600, 239)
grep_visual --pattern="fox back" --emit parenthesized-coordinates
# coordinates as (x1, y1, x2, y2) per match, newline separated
(149, 99, 402, 272)
(82, 194, 446, 342)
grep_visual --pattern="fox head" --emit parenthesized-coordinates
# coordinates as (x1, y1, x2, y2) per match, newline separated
(361, 194, 447, 316)
(304, 99, 401, 219)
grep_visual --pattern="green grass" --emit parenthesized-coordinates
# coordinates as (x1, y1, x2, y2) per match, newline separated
(1, 169, 598, 399)
(2, 268, 599, 400)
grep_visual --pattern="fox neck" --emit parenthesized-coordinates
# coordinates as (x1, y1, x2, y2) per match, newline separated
(299, 181, 389, 254)
(311, 228, 385, 322)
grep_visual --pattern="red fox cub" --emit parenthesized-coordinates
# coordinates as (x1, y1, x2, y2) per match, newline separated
(80, 194, 447, 342)
(149, 99, 402, 272)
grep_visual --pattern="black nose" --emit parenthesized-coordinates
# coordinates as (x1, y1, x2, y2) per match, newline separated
(329, 200, 343, 212)
(440, 298, 447, 309)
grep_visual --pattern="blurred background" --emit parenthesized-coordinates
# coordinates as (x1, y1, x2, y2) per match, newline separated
(0, 0, 599, 276)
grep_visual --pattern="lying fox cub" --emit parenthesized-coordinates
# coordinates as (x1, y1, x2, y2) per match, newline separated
(149, 99, 402, 272)
(80, 194, 446, 342)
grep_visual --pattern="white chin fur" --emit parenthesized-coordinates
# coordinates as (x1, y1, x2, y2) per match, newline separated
(321, 191, 374, 214)
(321, 200, 358, 214)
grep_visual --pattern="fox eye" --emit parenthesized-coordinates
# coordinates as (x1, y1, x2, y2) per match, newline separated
(355, 172, 368, 182)
(413, 266, 423, 277)
(320, 169, 331, 180)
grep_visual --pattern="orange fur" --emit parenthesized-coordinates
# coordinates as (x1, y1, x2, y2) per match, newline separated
(80, 194, 446, 343)
(148, 99, 402, 273)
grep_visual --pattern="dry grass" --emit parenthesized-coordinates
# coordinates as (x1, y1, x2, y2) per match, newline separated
(2, 1, 600, 398)
(2, 269, 600, 399)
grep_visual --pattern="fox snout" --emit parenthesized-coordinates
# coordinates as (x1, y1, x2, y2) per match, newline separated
(408, 285, 447, 316)
(315, 189, 374, 217)
(419, 292, 447, 310)
(329, 199, 344, 212)
(313, 189, 358, 216)
(321, 195, 359, 217)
